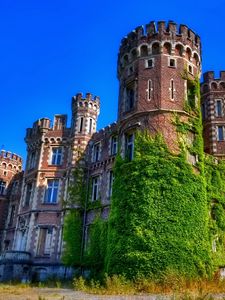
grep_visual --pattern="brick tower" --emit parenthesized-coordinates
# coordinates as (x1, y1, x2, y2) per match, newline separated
(117, 20, 201, 151)
(201, 71, 225, 157)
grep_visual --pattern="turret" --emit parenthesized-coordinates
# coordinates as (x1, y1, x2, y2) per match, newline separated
(117, 20, 201, 122)
(71, 92, 100, 136)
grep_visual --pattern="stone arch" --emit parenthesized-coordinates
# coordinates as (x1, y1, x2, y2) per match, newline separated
(175, 43, 184, 56)
(219, 82, 225, 90)
(192, 52, 200, 66)
(185, 47, 192, 61)
(130, 48, 137, 60)
(211, 82, 218, 90)
(163, 42, 172, 55)
(151, 42, 160, 55)
(140, 44, 148, 57)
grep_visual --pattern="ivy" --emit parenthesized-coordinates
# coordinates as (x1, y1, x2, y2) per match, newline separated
(105, 132, 212, 279)
(62, 210, 82, 267)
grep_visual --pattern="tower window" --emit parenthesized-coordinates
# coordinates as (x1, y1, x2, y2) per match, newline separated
(108, 170, 114, 198)
(169, 79, 175, 100)
(89, 118, 93, 134)
(217, 126, 224, 141)
(79, 117, 84, 132)
(216, 100, 222, 117)
(125, 133, 134, 161)
(24, 182, 33, 206)
(126, 87, 135, 111)
(188, 65, 193, 74)
(168, 58, 176, 68)
(0, 181, 6, 195)
(51, 147, 62, 165)
(37, 227, 53, 256)
(145, 59, 154, 68)
(147, 80, 153, 101)
(44, 179, 59, 204)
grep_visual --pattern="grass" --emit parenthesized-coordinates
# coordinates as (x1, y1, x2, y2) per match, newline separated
(73, 274, 225, 298)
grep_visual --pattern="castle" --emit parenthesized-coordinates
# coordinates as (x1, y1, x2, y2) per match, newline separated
(0, 20, 225, 282)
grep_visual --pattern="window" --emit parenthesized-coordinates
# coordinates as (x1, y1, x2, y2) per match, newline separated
(201, 103, 207, 120)
(216, 100, 222, 117)
(218, 126, 224, 141)
(0, 181, 6, 195)
(147, 80, 153, 100)
(125, 133, 134, 161)
(128, 66, 133, 75)
(168, 58, 176, 68)
(24, 183, 32, 206)
(44, 179, 59, 203)
(108, 170, 114, 198)
(11, 181, 19, 195)
(145, 59, 154, 68)
(92, 176, 99, 201)
(188, 65, 193, 74)
(169, 79, 175, 100)
(93, 143, 100, 162)
(110, 136, 118, 155)
(8, 205, 15, 225)
(79, 117, 84, 132)
(51, 147, 62, 165)
(37, 227, 53, 256)
(89, 118, 93, 134)
(29, 151, 36, 169)
(126, 87, 135, 111)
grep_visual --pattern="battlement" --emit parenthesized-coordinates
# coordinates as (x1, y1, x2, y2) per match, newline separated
(0, 150, 22, 163)
(93, 122, 118, 139)
(119, 20, 200, 60)
(72, 92, 100, 111)
(203, 71, 225, 83)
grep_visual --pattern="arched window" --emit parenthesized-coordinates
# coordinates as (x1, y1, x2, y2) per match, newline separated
(140, 45, 148, 57)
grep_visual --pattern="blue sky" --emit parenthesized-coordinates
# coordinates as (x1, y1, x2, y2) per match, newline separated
(1, 0, 225, 163)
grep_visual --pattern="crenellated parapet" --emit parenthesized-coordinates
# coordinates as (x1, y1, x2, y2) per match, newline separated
(0, 150, 23, 178)
(201, 71, 225, 93)
(71, 92, 100, 136)
(118, 20, 201, 75)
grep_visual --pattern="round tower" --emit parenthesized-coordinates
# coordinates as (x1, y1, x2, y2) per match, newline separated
(0, 150, 23, 194)
(70, 93, 100, 165)
(117, 20, 201, 150)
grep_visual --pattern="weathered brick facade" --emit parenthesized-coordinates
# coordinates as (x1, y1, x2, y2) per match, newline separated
(0, 20, 225, 282)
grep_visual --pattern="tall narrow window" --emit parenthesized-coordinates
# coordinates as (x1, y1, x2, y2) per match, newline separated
(108, 170, 114, 198)
(125, 133, 134, 161)
(218, 126, 224, 141)
(147, 80, 153, 100)
(89, 118, 93, 134)
(0, 181, 6, 195)
(93, 143, 100, 162)
(51, 147, 62, 165)
(125, 87, 135, 111)
(216, 100, 222, 117)
(92, 176, 99, 201)
(201, 103, 206, 120)
(8, 205, 15, 225)
(24, 183, 33, 206)
(29, 151, 36, 169)
(44, 179, 59, 203)
(37, 227, 53, 256)
(170, 79, 175, 100)
(79, 117, 84, 132)
(110, 136, 118, 155)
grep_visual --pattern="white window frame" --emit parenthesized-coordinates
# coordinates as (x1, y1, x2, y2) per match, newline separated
(50, 147, 62, 165)
(92, 143, 100, 162)
(168, 57, 177, 68)
(44, 179, 59, 204)
(92, 176, 99, 201)
(125, 133, 134, 161)
(110, 136, 118, 155)
(215, 99, 223, 117)
(145, 58, 154, 68)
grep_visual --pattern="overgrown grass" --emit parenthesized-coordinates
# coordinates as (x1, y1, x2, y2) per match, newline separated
(73, 274, 225, 298)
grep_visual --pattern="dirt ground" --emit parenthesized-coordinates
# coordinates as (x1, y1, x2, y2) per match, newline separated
(0, 287, 170, 300)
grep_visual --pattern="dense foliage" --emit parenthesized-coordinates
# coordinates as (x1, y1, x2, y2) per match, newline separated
(105, 133, 212, 279)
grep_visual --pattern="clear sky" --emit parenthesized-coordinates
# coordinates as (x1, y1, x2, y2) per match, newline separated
(1, 0, 225, 163)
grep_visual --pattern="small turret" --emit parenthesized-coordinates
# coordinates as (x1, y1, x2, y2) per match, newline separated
(71, 92, 100, 136)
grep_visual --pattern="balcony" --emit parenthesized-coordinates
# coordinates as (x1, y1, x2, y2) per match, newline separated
(0, 250, 32, 264)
